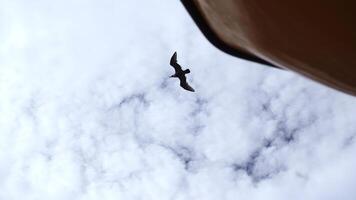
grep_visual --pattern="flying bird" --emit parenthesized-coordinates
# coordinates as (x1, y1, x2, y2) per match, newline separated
(169, 52, 195, 92)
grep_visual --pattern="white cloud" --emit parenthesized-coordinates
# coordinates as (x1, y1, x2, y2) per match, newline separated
(1, 0, 356, 199)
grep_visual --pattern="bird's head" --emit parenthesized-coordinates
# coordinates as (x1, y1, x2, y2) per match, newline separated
(184, 69, 190, 74)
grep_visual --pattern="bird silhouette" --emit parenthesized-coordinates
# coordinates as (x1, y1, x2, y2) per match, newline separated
(169, 52, 195, 92)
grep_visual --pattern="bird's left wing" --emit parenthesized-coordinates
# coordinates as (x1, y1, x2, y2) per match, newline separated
(170, 52, 182, 73)
(170, 52, 177, 65)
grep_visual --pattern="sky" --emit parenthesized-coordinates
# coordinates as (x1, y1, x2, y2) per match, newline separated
(1, 0, 356, 199)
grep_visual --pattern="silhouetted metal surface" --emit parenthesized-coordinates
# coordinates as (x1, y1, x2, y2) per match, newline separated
(181, 0, 279, 69)
(181, 0, 356, 96)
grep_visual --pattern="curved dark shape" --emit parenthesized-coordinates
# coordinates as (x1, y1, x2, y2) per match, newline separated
(181, 0, 280, 69)
(169, 52, 195, 92)
(180, 0, 356, 96)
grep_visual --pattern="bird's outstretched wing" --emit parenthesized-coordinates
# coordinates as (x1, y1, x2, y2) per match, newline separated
(179, 76, 195, 92)
(170, 52, 182, 73)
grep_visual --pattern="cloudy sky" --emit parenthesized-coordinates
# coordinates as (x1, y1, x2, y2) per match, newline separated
(1, 0, 356, 199)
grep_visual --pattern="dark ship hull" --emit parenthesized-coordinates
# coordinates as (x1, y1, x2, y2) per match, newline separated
(182, 0, 356, 96)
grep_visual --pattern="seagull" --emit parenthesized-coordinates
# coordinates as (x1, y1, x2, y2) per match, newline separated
(169, 52, 195, 92)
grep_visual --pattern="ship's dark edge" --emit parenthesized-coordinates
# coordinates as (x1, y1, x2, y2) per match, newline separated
(181, 0, 281, 69)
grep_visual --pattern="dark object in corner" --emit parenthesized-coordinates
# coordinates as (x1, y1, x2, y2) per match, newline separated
(181, 0, 356, 96)
(181, 0, 279, 69)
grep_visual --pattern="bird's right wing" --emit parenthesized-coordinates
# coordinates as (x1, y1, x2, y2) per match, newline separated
(170, 52, 182, 73)
(179, 76, 195, 92)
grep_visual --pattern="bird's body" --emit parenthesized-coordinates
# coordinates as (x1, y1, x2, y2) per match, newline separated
(169, 52, 195, 92)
